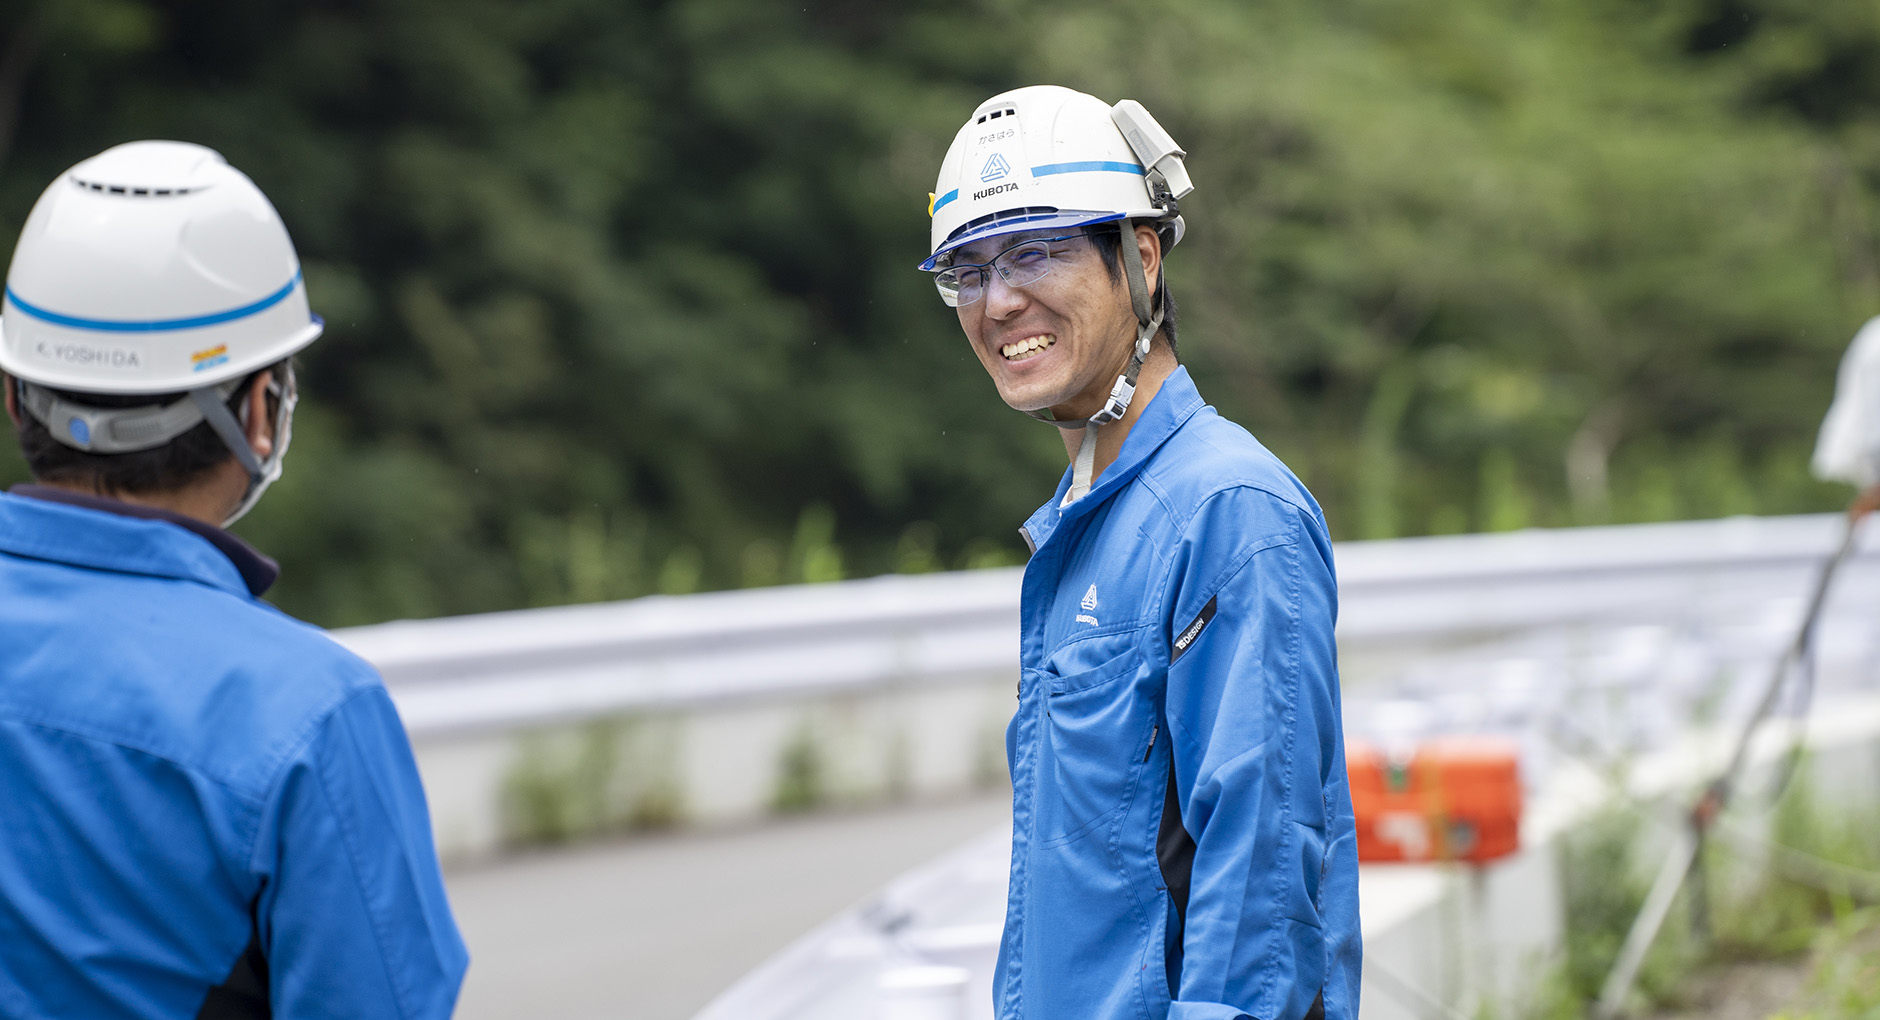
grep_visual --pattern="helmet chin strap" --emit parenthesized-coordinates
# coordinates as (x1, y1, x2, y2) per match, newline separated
(16, 366, 294, 528)
(17, 367, 295, 528)
(1024, 219, 1164, 507)
(189, 366, 297, 527)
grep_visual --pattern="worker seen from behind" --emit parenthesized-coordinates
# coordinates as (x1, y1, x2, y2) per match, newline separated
(0, 141, 467, 1018)
(920, 86, 1361, 1020)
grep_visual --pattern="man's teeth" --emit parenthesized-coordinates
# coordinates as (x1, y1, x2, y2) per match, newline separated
(1001, 335, 1057, 360)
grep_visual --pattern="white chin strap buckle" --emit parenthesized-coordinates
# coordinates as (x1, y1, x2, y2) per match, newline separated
(1092, 374, 1136, 426)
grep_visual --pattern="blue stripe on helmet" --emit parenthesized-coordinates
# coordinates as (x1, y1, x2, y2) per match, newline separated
(5, 271, 303, 333)
(918, 210, 1128, 271)
(931, 189, 961, 215)
(1031, 161, 1145, 177)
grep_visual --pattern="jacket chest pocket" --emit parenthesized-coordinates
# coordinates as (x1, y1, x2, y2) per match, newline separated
(1038, 644, 1156, 848)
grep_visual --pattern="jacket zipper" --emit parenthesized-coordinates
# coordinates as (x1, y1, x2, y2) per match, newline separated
(1143, 723, 1158, 762)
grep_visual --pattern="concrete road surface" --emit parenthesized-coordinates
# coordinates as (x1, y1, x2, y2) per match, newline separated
(446, 794, 1012, 1020)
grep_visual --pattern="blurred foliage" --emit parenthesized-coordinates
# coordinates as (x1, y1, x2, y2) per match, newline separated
(770, 720, 827, 814)
(1539, 765, 1880, 1018)
(1, 0, 1878, 625)
(1773, 910, 1880, 1020)
(499, 715, 685, 846)
(1551, 807, 1702, 1014)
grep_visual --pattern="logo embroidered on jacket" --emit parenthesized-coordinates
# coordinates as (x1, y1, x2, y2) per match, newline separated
(1171, 595, 1219, 662)
(1075, 584, 1100, 626)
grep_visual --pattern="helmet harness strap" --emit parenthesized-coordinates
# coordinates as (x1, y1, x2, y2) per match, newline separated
(189, 386, 266, 477)
(191, 365, 296, 526)
(17, 376, 242, 456)
(1051, 218, 1165, 506)
(16, 365, 295, 527)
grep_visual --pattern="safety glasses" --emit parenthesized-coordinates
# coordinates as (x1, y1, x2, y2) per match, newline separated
(932, 233, 1089, 308)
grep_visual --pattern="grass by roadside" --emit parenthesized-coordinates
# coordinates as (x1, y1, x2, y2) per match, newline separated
(1532, 764, 1880, 1020)
(1772, 911, 1880, 1020)
(1638, 909, 1880, 1020)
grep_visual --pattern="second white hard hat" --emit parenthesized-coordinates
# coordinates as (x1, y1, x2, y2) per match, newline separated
(1814, 315, 1880, 487)
(0, 140, 322, 395)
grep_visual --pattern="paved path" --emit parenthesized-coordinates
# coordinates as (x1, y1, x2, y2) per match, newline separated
(445, 794, 1011, 1020)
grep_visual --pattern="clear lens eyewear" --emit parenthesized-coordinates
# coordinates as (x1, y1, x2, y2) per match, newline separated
(932, 234, 1086, 308)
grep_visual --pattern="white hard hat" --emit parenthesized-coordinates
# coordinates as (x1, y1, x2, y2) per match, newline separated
(920, 85, 1193, 271)
(0, 140, 321, 394)
(0, 140, 320, 525)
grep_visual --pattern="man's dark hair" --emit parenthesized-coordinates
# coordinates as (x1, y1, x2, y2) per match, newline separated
(1089, 223, 1180, 358)
(10, 361, 285, 495)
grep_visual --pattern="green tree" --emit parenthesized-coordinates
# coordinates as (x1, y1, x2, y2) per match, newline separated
(1, 0, 1874, 626)
(1, 0, 1049, 625)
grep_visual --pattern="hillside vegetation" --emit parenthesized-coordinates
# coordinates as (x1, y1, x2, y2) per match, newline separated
(1, 0, 1875, 625)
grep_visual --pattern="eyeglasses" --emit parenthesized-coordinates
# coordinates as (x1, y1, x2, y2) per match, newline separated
(932, 233, 1088, 307)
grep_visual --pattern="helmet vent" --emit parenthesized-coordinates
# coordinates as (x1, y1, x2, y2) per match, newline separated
(975, 103, 1017, 125)
(69, 175, 193, 197)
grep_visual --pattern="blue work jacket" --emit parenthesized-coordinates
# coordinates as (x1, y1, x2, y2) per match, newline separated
(0, 491, 467, 1019)
(996, 367, 1361, 1020)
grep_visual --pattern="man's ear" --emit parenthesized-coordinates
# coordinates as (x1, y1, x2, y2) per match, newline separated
(1134, 223, 1162, 295)
(241, 371, 274, 460)
(2, 374, 18, 429)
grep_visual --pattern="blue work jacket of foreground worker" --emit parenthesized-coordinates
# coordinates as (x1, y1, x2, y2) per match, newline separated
(996, 367, 1361, 1020)
(0, 490, 467, 1019)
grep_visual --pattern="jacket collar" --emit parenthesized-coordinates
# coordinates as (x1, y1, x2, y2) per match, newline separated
(1020, 364, 1207, 551)
(0, 487, 276, 597)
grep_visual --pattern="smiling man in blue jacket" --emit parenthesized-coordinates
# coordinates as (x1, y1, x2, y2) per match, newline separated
(919, 87, 1361, 1020)
(0, 142, 466, 1018)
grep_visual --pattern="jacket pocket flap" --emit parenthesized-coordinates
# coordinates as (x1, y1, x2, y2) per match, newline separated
(1048, 644, 1145, 697)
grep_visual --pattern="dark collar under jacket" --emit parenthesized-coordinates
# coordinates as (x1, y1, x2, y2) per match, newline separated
(10, 484, 280, 596)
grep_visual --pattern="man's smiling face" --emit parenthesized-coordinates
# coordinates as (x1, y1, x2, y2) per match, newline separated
(948, 226, 1145, 420)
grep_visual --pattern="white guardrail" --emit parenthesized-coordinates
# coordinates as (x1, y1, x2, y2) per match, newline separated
(331, 514, 1880, 1019)
(332, 513, 1880, 862)
(343, 512, 1873, 738)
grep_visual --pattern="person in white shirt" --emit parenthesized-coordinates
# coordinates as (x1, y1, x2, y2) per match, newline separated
(1814, 316, 1880, 518)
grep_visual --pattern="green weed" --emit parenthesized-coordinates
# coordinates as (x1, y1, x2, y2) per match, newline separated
(498, 715, 686, 846)
(772, 720, 826, 813)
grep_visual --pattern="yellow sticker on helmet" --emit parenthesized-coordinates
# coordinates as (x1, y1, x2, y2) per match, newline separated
(928, 192, 937, 218)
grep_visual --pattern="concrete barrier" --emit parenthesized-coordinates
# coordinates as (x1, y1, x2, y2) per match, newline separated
(690, 694, 1880, 1020)
(342, 569, 1025, 859)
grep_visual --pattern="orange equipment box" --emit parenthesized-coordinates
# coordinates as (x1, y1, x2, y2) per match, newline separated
(1346, 737, 1522, 864)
